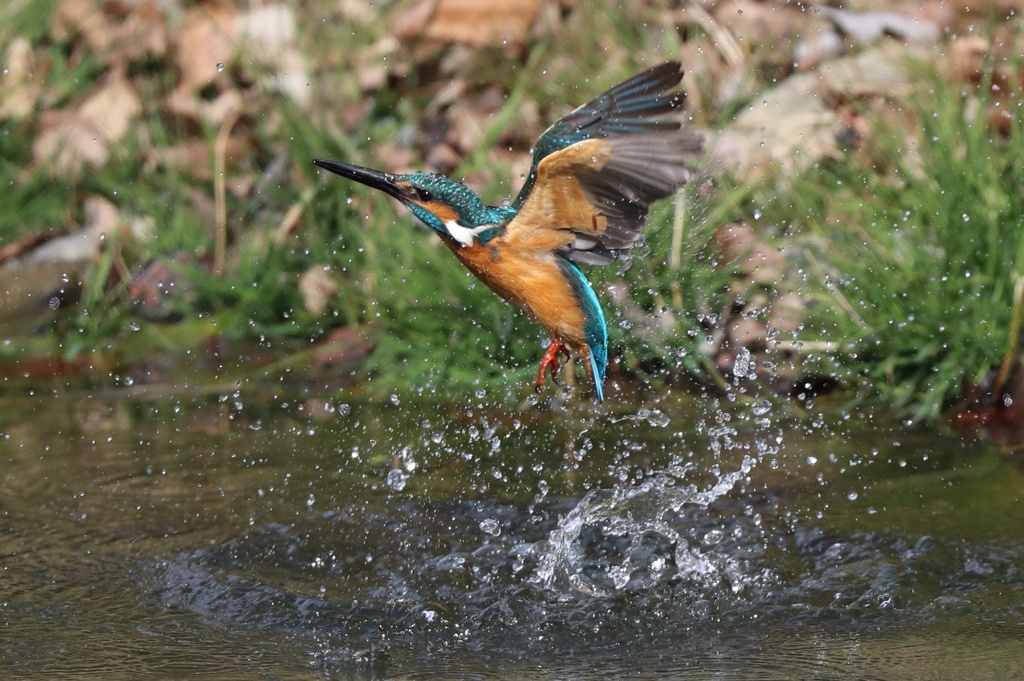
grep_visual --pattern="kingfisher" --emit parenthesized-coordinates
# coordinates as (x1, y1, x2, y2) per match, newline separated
(314, 62, 703, 400)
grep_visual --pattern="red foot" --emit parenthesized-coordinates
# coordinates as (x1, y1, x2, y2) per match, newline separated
(535, 340, 572, 391)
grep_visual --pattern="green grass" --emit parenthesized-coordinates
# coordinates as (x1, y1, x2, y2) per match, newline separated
(0, 1, 754, 400)
(773, 62, 1024, 420)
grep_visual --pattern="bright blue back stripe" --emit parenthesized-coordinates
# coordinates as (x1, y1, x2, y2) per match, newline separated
(559, 258, 608, 400)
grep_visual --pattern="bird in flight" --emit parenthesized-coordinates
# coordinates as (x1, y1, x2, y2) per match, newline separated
(315, 62, 704, 400)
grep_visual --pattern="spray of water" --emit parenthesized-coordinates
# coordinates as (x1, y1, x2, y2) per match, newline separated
(528, 396, 772, 597)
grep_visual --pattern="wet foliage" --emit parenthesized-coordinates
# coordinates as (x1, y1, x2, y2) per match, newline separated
(2, 1, 1023, 422)
(772, 59, 1024, 422)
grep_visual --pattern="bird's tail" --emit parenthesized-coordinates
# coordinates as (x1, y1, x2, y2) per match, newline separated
(587, 345, 607, 401)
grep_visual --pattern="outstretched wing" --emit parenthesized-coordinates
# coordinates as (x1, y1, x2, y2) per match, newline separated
(514, 61, 688, 205)
(505, 62, 704, 265)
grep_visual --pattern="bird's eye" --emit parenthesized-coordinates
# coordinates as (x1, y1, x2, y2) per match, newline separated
(411, 188, 433, 203)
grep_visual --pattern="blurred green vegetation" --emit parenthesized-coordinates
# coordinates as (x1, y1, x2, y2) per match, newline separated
(770, 61, 1024, 420)
(3, 1, 1021, 420)
(0, 1, 742, 400)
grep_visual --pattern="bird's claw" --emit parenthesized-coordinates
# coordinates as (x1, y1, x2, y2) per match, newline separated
(535, 340, 572, 391)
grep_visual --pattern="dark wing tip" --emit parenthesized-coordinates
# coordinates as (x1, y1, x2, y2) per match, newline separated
(619, 61, 684, 97)
(642, 61, 684, 85)
(511, 61, 691, 211)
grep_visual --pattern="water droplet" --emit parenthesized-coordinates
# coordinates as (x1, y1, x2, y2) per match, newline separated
(216, 62, 225, 72)
(386, 468, 408, 491)
(535, 479, 550, 503)
(479, 518, 500, 536)
(733, 347, 752, 378)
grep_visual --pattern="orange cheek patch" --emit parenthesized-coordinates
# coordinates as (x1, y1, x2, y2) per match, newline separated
(421, 202, 459, 223)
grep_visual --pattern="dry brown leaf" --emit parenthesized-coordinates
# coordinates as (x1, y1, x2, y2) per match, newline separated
(987, 103, 1018, 138)
(338, 0, 377, 26)
(78, 68, 142, 142)
(21, 196, 121, 264)
(236, 5, 296, 59)
(33, 68, 142, 176)
(715, 43, 920, 179)
(0, 36, 42, 120)
(203, 88, 244, 123)
(236, 5, 310, 108)
(793, 22, 845, 70)
(164, 88, 243, 126)
(298, 266, 339, 317)
(0, 231, 71, 266)
(371, 142, 415, 174)
(445, 103, 487, 153)
(171, 4, 310, 111)
(83, 195, 121, 237)
(146, 136, 246, 181)
(716, 223, 789, 287)
(122, 0, 170, 60)
(173, 3, 237, 95)
(767, 291, 804, 335)
(393, 0, 437, 42)
(33, 114, 109, 176)
(51, 0, 167, 64)
(395, 0, 541, 48)
(52, 0, 111, 52)
(712, 223, 756, 266)
(949, 36, 988, 84)
(712, 0, 808, 51)
(353, 36, 402, 92)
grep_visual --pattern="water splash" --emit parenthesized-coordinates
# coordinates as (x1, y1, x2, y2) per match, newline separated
(528, 452, 758, 596)
(526, 392, 785, 598)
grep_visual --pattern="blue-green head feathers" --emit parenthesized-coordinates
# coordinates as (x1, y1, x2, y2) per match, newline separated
(397, 173, 516, 246)
(400, 173, 486, 227)
(312, 160, 512, 246)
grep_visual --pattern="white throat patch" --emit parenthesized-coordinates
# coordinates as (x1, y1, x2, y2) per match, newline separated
(444, 220, 492, 247)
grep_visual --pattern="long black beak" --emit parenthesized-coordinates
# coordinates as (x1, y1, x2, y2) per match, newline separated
(313, 159, 404, 201)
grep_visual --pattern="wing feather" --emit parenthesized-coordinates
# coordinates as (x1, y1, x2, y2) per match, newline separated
(502, 61, 704, 265)
(505, 130, 704, 265)
(511, 62, 688, 211)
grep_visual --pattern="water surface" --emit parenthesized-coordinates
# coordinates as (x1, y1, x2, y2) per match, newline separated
(1, 383, 1022, 679)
